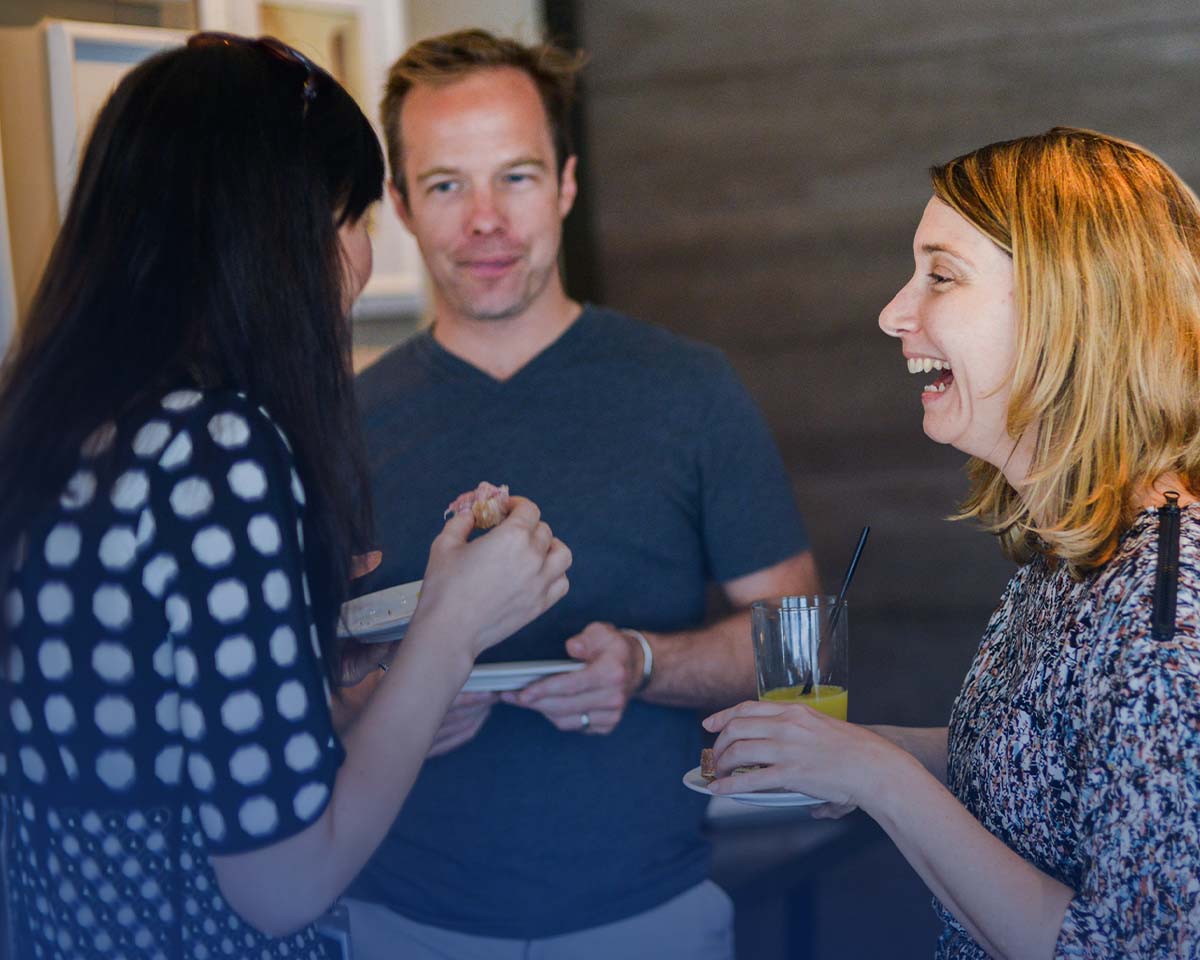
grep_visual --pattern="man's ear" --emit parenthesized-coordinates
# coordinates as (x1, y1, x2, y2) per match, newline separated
(388, 180, 413, 233)
(558, 155, 578, 219)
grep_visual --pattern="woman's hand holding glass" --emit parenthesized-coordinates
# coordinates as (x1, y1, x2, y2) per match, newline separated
(702, 700, 905, 815)
(410, 495, 572, 661)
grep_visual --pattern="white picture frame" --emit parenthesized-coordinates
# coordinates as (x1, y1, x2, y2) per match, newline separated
(0, 122, 16, 355)
(45, 20, 190, 220)
(198, 0, 424, 319)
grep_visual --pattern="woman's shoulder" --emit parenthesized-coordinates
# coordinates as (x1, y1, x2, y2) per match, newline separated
(105, 387, 297, 475)
(1077, 505, 1200, 715)
(80, 387, 305, 524)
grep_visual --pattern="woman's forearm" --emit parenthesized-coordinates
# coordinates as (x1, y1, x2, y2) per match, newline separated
(211, 622, 472, 935)
(863, 749, 1072, 960)
(868, 725, 949, 782)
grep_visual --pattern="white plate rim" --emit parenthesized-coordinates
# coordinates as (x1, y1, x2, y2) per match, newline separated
(681, 765, 824, 807)
(463, 659, 584, 692)
(338, 580, 422, 639)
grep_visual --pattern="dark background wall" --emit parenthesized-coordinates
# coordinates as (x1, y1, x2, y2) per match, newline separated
(566, 0, 1200, 728)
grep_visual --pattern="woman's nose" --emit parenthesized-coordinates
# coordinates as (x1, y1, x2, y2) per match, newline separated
(879, 280, 918, 338)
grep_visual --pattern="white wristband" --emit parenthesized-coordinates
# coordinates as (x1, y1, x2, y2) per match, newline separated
(622, 629, 653, 693)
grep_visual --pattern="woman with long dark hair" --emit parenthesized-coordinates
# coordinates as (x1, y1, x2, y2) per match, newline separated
(0, 34, 570, 958)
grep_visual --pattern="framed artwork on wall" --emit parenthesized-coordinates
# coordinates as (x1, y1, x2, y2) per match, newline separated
(0, 19, 189, 346)
(197, 0, 424, 319)
(45, 20, 191, 218)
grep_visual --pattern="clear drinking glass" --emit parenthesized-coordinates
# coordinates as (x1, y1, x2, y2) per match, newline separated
(751, 595, 848, 720)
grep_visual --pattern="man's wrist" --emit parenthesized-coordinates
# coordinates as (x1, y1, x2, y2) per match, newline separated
(621, 628, 654, 694)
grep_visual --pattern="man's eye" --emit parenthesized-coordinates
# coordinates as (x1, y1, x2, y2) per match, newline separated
(429, 181, 458, 195)
(504, 172, 531, 184)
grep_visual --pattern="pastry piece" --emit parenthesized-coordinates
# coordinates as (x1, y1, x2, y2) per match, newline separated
(699, 747, 765, 782)
(444, 481, 511, 530)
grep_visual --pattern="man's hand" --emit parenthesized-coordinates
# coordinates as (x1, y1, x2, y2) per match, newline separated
(500, 622, 644, 734)
(428, 691, 499, 757)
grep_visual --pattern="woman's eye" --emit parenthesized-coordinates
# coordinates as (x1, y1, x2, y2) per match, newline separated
(928, 272, 953, 286)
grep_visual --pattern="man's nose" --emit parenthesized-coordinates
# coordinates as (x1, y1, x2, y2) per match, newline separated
(467, 188, 504, 235)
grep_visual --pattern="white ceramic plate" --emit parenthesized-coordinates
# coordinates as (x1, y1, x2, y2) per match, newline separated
(338, 580, 422, 643)
(464, 660, 585, 692)
(681, 766, 824, 807)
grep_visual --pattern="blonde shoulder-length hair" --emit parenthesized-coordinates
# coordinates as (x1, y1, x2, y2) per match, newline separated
(932, 127, 1200, 574)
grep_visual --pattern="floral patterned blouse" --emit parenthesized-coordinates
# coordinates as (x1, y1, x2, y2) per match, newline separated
(938, 504, 1200, 958)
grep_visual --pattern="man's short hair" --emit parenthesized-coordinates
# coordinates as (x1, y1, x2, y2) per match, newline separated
(381, 29, 586, 200)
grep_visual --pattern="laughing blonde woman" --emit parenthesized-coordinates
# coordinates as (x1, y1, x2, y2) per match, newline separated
(705, 128, 1200, 959)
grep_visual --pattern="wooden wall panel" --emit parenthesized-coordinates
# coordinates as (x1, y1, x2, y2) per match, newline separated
(576, 0, 1200, 620)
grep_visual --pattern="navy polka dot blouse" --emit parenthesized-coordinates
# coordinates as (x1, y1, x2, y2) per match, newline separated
(1, 389, 344, 959)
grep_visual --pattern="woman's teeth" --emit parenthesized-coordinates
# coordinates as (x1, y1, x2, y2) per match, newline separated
(906, 357, 951, 374)
(907, 357, 953, 394)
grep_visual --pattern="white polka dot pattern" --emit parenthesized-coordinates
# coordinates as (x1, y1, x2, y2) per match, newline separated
(38, 638, 71, 680)
(2, 390, 341, 958)
(248, 514, 282, 555)
(208, 412, 250, 449)
(92, 641, 133, 684)
(228, 461, 268, 501)
(169, 476, 212, 519)
(216, 635, 255, 679)
(142, 553, 179, 598)
(208, 579, 249, 624)
(4, 587, 23, 628)
(109, 469, 150, 512)
(192, 525, 235, 568)
(270, 625, 297, 666)
(133, 419, 171, 457)
(38, 582, 73, 625)
(98, 526, 137, 571)
(44, 694, 76, 734)
(161, 389, 203, 411)
(158, 430, 192, 470)
(5, 797, 332, 958)
(92, 584, 132, 630)
(44, 523, 82, 568)
(59, 470, 96, 510)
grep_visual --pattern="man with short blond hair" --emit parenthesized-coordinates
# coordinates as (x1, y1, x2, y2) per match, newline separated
(344, 29, 818, 960)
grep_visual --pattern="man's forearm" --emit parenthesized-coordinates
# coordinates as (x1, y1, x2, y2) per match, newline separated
(636, 550, 821, 712)
(639, 611, 758, 711)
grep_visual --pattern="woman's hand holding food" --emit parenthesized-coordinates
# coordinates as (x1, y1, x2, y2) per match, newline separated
(702, 700, 903, 811)
(411, 495, 572, 660)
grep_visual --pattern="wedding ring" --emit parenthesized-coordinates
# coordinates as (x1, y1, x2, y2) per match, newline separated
(579, 712, 590, 731)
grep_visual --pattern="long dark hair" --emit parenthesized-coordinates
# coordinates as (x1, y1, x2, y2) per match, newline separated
(0, 38, 382, 674)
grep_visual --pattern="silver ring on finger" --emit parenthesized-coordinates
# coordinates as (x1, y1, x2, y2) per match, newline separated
(579, 712, 590, 732)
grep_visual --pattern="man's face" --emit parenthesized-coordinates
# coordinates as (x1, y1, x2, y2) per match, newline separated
(391, 67, 577, 324)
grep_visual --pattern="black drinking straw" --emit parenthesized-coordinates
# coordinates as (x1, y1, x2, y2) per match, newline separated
(829, 525, 870, 631)
(800, 525, 869, 695)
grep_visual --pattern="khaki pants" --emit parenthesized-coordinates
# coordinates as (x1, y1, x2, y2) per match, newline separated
(344, 881, 734, 960)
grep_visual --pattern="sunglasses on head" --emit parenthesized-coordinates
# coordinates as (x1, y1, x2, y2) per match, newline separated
(187, 32, 320, 115)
